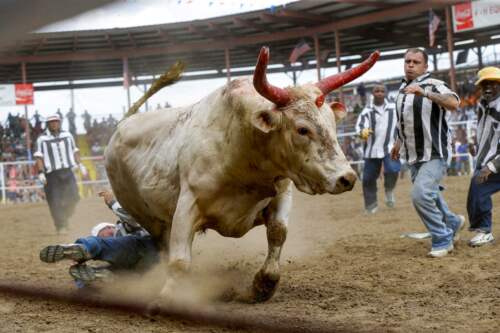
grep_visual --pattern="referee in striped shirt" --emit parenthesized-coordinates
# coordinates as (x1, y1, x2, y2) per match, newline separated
(355, 83, 400, 213)
(35, 114, 87, 234)
(466, 66, 500, 247)
(391, 48, 464, 258)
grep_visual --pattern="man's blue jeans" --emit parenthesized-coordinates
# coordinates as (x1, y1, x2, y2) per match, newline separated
(75, 235, 159, 271)
(362, 155, 401, 209)
(409, 159, 462, 250)
(467, 169, 500, 233)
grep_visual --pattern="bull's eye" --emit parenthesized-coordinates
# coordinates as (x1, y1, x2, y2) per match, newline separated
(297, 127, 310, 136)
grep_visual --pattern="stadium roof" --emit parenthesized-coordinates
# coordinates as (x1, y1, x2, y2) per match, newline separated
(0, 0, 497, 90)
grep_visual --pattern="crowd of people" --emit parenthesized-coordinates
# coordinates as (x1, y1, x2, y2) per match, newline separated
(0, 102, 176, 204)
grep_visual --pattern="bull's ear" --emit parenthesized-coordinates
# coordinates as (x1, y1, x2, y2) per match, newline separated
(330, 102, 346, 123)
(251, 109, 281, 133)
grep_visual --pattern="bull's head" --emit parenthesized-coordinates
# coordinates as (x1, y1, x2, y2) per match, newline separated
(251, 47, 379, 195)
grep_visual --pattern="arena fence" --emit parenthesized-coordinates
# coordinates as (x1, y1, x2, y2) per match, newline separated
(0, 120, 477, 204)
(0, 156, 109, 204)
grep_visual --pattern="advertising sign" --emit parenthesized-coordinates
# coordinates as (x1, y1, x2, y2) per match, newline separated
(15, 83, 34, 105)
(453, 1, 500, 33)
(0, 85, 16, 106)
(0, 83, 34, 106)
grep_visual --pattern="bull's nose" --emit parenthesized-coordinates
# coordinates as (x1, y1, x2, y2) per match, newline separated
(336, 172, 356, 192)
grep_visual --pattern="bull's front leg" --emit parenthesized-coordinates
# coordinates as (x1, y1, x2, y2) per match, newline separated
(251, 181, 292, 302)
(159, 186, 199, 298)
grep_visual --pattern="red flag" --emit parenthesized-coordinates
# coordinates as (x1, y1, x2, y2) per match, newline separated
(289, 40, 311, 63)
(429, 10, 441, 47)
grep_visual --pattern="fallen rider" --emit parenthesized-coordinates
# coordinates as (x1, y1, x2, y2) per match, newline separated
(39, 190, 159, 287)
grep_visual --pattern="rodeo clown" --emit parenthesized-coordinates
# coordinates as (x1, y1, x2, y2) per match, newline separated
(355, 82, 400, 214)
(39, 190, 159, 288)
(466, 66, 500, 247)
(35, 113, 87, 234)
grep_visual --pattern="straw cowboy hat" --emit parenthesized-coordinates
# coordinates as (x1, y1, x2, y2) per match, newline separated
(475, 66, 500, 85)
(45, 114, 61, 122)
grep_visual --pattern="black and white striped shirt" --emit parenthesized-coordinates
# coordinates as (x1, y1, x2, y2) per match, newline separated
(395, 72, 460, 165)
(34, 130, 79, 173)
(475, 96, 500, 172)
(355, 101, 397, 159)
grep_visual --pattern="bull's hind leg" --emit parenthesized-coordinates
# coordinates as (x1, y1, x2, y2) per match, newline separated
(251, 181, 292, 302)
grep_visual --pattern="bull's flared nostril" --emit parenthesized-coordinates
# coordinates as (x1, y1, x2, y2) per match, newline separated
(337, 172, 357, 191)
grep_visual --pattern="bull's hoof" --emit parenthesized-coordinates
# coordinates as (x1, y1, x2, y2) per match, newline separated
(251, 269, 280, 302)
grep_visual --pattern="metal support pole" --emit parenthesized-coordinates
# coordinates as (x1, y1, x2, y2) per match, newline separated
(445, 6, 457, 92)
(0, 163, 5, 204)
(292, 70, 297, 86)
(123, 57, 131, 110)
(477, 46, 483, 68)
(225, 48, 231, 83)
(21, 62, 32, 161)
(466, 120, 473, 175)
(433, 53, 438, 72)
(314, 35, 321, 81)
(334, 30, 344, 103)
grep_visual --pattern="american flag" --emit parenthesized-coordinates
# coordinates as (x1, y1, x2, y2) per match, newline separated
(289, 40, 312, 63)
(429, 10, 441, 47)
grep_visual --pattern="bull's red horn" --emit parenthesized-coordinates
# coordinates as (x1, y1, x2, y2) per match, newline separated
(316, 50, 380, 95)
(253, 46, 291, 107)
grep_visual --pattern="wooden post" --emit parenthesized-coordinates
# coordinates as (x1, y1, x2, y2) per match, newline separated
(225, 48, 231, 83)
(144, 83, 149, 111)
(334, 30, 344, 102)
(123, 57, 131, 110)
(70, 80, 75, 114)
(21, 62, 32, 161)
(314, 34, 321, 81)
(445, 6, 457, 92)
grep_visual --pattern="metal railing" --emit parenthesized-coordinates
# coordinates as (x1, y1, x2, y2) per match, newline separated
(0, 156, 109, 204)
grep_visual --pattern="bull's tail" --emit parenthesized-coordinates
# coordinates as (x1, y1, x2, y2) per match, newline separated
(124, 61, 186, 118)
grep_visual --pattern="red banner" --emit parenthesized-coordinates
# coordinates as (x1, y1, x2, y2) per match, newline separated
(15, 83, 34, 105)
(453, 1, 500, 33)
(454, 2, 473, 31)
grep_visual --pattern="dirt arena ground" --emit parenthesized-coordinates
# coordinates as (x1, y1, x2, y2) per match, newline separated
(0, 175, 499, 333)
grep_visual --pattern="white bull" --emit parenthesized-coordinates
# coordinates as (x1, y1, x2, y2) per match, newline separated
(105, 47, 379, 302)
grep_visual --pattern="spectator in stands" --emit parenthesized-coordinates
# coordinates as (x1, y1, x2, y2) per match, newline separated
(391, 48, 465, 258)
(356, 83, 400, 214)
(357, 82, 367, 107)
(32, 110, 43, 138)
(66, 108, 77, 137)
(466, 66, 500, 247)
(454, 128, 470, 176)
(82, 110, 92, 133)
(56, 108, 64, 124)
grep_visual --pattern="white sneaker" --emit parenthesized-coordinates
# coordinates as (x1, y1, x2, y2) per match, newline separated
(428, 243, 454, 258)
(469, 232, 494, 247)
(365, 205, 378, 214)
(453, 215, 466, 242)
(385, 191, 395, 208)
